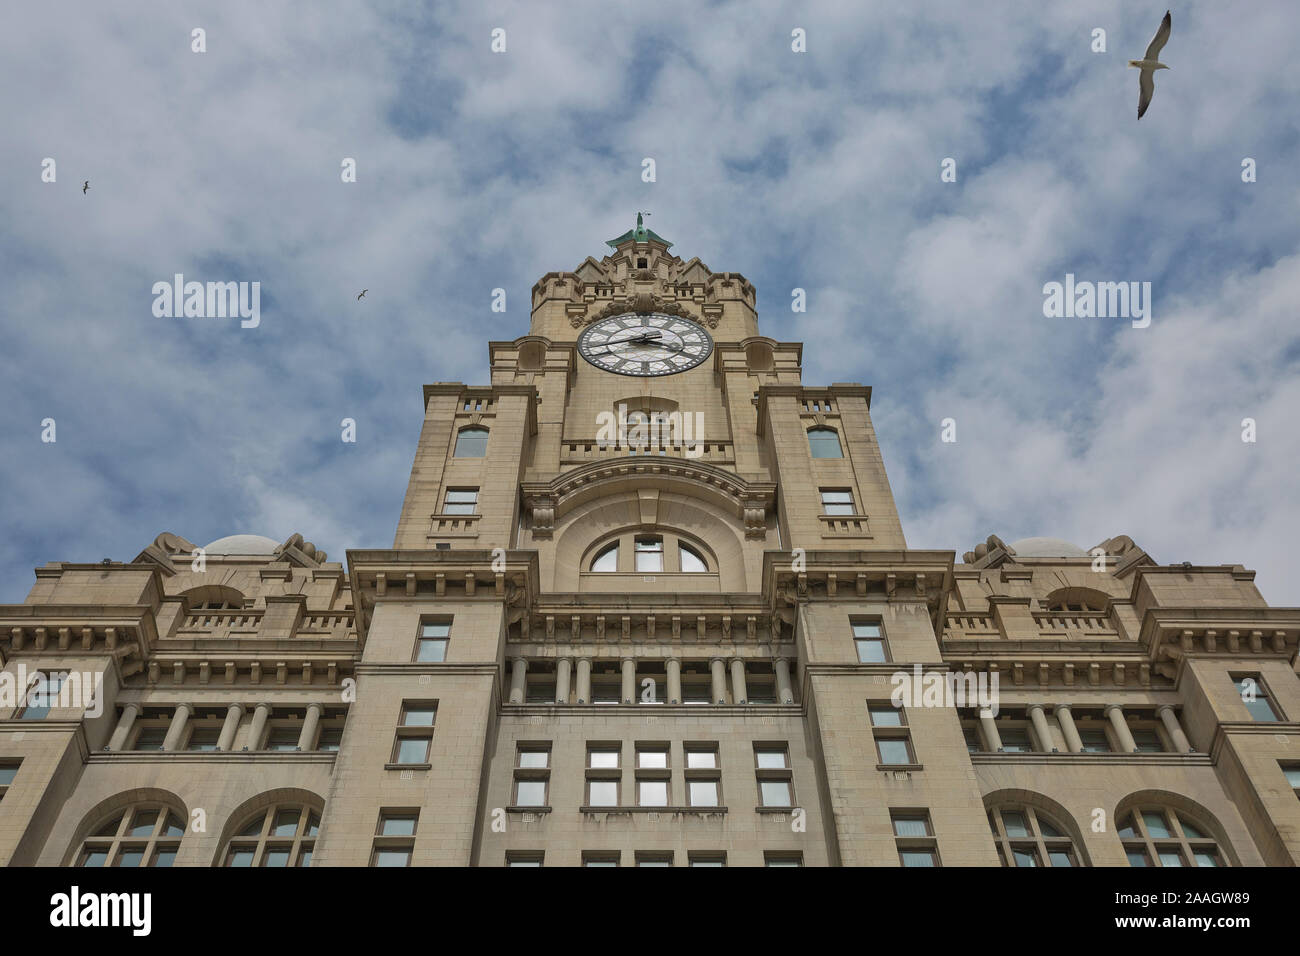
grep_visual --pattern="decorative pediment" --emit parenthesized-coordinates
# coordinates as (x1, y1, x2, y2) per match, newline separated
(568, 292, 711, 329)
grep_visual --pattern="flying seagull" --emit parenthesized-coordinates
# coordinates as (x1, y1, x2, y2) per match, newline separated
(83, 180, 89, 194)
(1129, 10, 1172, 119)
(357, 289, 367, 300)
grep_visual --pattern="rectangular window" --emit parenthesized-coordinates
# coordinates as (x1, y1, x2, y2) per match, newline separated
(1283, 764, 1300, 794)
(265, 727, 300, 752)
(391, 702, 436, 766)
(764, 852, 803, 867)
(586, 745, 621, 808)
(442, 488, 478, 515)
(755, 745, 793, 808)
(1131, 728, 1164, 753)
(415, 621, 451, 662)
(870, 703, 917, 767)
(852, 621, 888, 663)
(682, 681, 711, 705)
(1233, 674, 1282, 721)
(636, 853, 673, 867)
(998, 726, 1033, 753)
(132, 726, 167, 751)
(1078, 728, 1110, 753)
(186, 727, 222, 752)
(0, 761, 19, 802)
(635, 537, 664, 573)
(820, 489, 855, 515)
(19, 673, 65, 720)
(506, 853, 543, 867)
(513, 743, 551, 808)
(587, 780, 619, 806)
(688, 779, 720, 807)
(371, 810, 418, 867)
(583, 853, 619, 867)
(688, 853, 727, 867)
(591, 679, 621, 705)
(317, 726, 343, 752)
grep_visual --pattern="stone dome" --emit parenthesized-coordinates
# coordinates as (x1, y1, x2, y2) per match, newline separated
(202, 534, 281, 555)
(1007, 536, 1088, 558)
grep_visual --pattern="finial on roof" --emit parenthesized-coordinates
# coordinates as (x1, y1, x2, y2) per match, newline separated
(606, 213, 672, 250)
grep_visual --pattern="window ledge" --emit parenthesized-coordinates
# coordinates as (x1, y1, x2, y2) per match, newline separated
(579, 806, 727, 815)
(385, 763, 431, 771)
(506, 805, 552, 814)
(876, 763, 924, 772)
(755, 805, 796, 814)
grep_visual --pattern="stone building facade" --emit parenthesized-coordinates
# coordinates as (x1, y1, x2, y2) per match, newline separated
(2, 219, 1298, 867)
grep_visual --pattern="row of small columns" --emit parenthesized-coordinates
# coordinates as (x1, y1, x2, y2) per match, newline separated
(106, 702, 324, 752)
(508, 657, 795, 705)
(978, 703, 1192, 754)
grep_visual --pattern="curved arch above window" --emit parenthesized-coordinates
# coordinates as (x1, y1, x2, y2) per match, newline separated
(454, 426, 489, 458)
(807, 427, 842, 459)
(589, 542, 618, 573)
(1042, 587, 1110, 612)
(1116, 805, 1226, 867)
(76, 804, 186, 867)
(988, 803, 1086, 867)
(180, 584, 246, 611)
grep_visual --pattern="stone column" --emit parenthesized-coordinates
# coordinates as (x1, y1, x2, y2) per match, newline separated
(216, 703, 244, 752)
(575, 658, 591, 704)
(621, 658, 636, 704)
(774, 657, 794, 704)
(555, 658, 572, 704)
(666, 658, 682, 705)
(1106, 704, 1138, 753)
(1027, 703, 1054, 752)
(1157, 704, 1192, 753)
(509, 657, 528, 704)
(978, 709, 1002, 752)
(298, 703, 323, 750)
(161, 703, 193, 752)
(107, 703, 139, 751)
(246, 702, 272, 750)
(1055, 704, 1083, 753)
(710, 658, 727, 704)
(729, 658, 748, 705)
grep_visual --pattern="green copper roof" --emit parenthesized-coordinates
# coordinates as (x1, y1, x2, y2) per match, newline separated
(606, 212, 672, 250)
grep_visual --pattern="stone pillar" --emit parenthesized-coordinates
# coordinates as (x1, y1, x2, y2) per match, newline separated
(621, 658, 637, 703)
(246, 702, 272, 750)
(161, 703, 193, 752)
(978, 709, 1002, 752)
(666, 658, 682, 705)
(509, 657, 528, 704)
(1157, 704, 1192, 753)
(575, 658, 591, 704)
(1055, 704, 1083, 753)
(729, 658, 748, 705)
(1027, 703, 1054, 752)
(710, 658, 727, 704)
(774, 657, 794, 704)
(1106, 704, 1138, 753)
(107, 703, 139, 751)
(555, 658, 572, 704)
(216, 703, 244, 752)
(298, 703, 323, 750)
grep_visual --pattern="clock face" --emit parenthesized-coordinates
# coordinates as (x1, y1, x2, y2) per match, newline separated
(577, 312, 714, 376)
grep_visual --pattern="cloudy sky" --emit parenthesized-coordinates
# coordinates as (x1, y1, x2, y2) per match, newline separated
(2, 1, 1298, 604)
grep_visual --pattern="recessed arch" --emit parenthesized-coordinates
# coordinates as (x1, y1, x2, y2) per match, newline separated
(63, 788, 189, 866)
(1042, 586, 1111, 612)
(454, 426, 489, 457)
(807, 426, 842, 459)
(983, 789, 1092, 867)
(1113, 789, 1239, 866)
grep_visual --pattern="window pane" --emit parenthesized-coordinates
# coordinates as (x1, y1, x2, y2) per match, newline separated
(1158, 851, 1184, 868)
(374, 850, 411, 867)
(266, 730, 299, 751)
(685, 750, 716, 769)
(517, 750, 549, 769)
(272, 810, 301, 837)
(397, 738, 430, 764)
(402, 707, 436, 727)
(760, 780, 791, 807)
(1126, 849, 1150, 867)
(900, 850, 936, 868)
(1079, 730, 1110, 753)
(1132, 729, 1163, 752)
(856, 639, 886, 663)
(820, 491, 854, 515)
(1194, 851, 1219, 867)
(1000, 729, 1033, 752)
(116, 849, 144, 868)
(877, 739, 912, 765)
(515, 781, 547, 807)
(679, 544, 708, 573)
(590, 544, 618, 572)
(0, 766, 17, 786)
(690, 858, 725, 867)
(421, 622, 451, 638)
(893, 817, 929, 837)
(635, 538, 664, 572)
(689, 780, 719, 807)
(851, 622, 881, 638)
(380, 816, 418, 837)
(443, 490, 478, 514)
(638, 780, 668, 806)
(1142, 811, 1171, 839)
(263, 849, 292, 867)
(1038, 817, 1064, 839)
(1047, 850, 1074, 867)
(1178, 816, 1206, 840)
(755, 750, 788, 769)
(808, 428, 842, 458)
(317, 728, 342, 751)
(1245, 698, 1279, 721)
(588, 750, 619, 769)
(1285, 768, 1300, 788)
(638, 750, 667, 769)
(1012, 849, 1039, 867)
(81, 850, 109, 867)
(154, 849, 177, 868)
(508, 858, 542, 867)
(1002, 812, 1030, 838)
(588, 781, 618, 806)
(454, 428, 489, 457)
(869, 707, 903, 727)
(134, 728, 166, 751)
(129, 811, 158, 837)
(227, 848, 256, 867)
(417, 638, 447, 662)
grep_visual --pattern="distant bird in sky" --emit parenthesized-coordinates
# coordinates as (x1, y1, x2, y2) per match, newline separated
(1129, 10, 1172, 119)
(357, 289, 367, 300)
(82, 180, 89, 194)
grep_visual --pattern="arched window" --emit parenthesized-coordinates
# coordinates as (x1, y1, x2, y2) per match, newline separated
(590, 542, 618, 573)
(1118, 807, 1225, 867)
(679, 543, 708, 573)
(77, 805, 186, 867)
(807, 427, 842, 459)
(989, 805, 1084, 867)
(635, 536, 664, 572)
(221, 804, 320, 867)
(454, 426, 489, 458)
